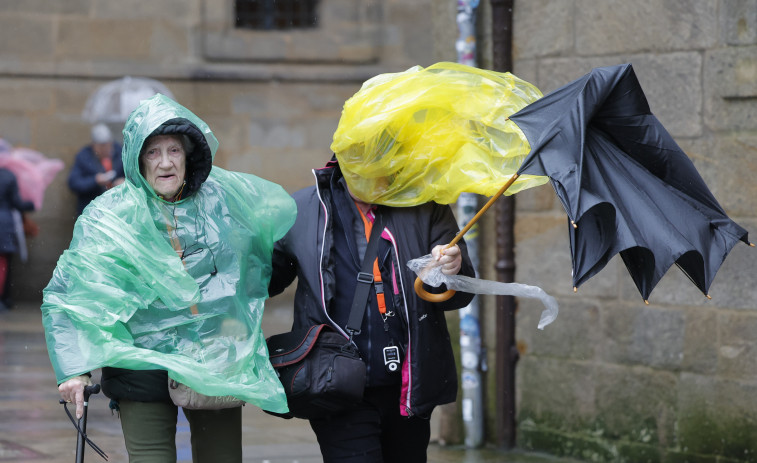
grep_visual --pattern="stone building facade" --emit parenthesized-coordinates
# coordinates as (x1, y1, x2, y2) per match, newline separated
(1, 1, 755, 462)
(0, 0, 453, 299)
(490, 1, 757, 461)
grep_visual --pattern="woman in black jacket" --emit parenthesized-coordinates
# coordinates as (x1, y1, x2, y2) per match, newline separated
(0, 167, 34, 311)
(269, 158, 475, 463)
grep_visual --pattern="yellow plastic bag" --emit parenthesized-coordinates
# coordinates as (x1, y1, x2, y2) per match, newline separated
(331, 62, 549, 206)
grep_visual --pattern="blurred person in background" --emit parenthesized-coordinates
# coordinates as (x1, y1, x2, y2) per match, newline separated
(0, 167, 34, 311)
(68, 122, 124, 216)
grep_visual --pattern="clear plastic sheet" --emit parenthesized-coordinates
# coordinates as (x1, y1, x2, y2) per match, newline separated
(407, 254, 558, 330)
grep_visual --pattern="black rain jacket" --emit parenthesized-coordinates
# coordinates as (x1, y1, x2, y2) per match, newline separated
(269, 160, 475, 418)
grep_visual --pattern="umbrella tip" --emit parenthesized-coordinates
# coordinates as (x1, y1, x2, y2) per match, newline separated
(749, 242, 755, 247)
(706, 294, 712, 300)
(573, 286, 577, 293)
(644, 299, 649, 305)
(571, 221, 577, 229)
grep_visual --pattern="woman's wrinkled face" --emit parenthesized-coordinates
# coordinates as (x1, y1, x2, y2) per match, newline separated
(141, 135, 187, 200)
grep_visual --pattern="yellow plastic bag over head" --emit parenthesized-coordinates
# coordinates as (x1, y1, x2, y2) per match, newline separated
(331, 62, 549, 206)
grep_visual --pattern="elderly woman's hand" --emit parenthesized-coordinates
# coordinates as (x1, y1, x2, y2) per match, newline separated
(58, 375, 93, 419)
(431, 244, 462, 275)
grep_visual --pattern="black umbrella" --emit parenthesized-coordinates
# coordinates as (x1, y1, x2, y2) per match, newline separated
(510, 63, 752, 302)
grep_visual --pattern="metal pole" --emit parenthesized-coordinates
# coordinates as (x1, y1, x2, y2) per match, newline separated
(491, 0, 518, 450)
(455, 0, 485, 448)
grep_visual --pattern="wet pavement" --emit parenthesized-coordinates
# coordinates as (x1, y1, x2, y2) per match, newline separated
(0, 302, 580, 463)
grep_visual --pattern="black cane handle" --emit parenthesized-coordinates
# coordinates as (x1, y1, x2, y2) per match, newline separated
(83, 383, 101, 400)
(58, 383, 108, 461)
(57, 383, 101, 405)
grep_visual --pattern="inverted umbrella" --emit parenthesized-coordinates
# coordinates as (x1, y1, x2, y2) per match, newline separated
(510, 63, 752, 302)
(82, 76, 175, 124)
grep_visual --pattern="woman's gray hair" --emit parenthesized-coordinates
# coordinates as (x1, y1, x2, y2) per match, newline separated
(178, 134, 195, 156)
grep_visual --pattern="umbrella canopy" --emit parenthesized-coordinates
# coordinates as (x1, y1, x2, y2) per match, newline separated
(0, 140, 64, 210)
(511, 63, 752, 301)
(82, 76, 175, 124)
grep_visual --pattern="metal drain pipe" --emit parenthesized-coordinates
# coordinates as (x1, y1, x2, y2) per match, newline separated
(490, 0, 519, 450)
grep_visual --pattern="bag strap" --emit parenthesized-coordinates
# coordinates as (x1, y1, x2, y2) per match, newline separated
(345, 214, 383, 338)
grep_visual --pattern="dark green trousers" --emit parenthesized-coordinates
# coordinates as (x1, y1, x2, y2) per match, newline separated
(118, 400, 242, 462)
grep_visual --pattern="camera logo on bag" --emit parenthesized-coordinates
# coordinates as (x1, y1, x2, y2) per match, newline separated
(383, 346, 400, 373)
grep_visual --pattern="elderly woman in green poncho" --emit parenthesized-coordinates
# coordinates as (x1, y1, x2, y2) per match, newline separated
(42, 95, 295, 462)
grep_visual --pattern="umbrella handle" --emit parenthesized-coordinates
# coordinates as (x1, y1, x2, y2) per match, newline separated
(414, 276, 456, 302)
(414, 174, 520, 302)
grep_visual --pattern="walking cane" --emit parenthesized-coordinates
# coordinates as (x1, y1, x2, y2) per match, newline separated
(60, 383, 109, 462)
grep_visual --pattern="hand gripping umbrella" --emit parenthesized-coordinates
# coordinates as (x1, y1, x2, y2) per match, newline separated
(421, 63, 753, 303)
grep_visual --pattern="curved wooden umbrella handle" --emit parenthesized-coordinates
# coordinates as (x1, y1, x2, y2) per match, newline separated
(414, 276, 457, 302)
(413, 174, 520, 303)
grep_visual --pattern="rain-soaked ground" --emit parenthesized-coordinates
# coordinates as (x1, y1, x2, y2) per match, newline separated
(0, 301, 582, 463)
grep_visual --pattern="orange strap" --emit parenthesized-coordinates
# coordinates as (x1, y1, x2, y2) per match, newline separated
(355, 202, 386, 315)
(100, 157, 113, 188)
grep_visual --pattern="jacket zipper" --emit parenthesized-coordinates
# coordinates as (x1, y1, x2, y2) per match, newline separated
(313, 171, 351, 341)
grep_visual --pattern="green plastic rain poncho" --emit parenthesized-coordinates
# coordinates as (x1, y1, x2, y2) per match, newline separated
(41, 95, 296, 413)
(332, 62, 549, 206)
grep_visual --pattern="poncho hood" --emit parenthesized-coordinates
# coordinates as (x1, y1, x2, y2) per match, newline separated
(42, 95, 296, 413)
(123, 95, 215, 199)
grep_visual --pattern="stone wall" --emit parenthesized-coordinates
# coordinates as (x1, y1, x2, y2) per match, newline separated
(504, 1, 757, 461)
(0, 0, 446, 301)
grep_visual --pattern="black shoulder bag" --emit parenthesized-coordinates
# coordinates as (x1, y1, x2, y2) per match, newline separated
(265, 217, 382, 420)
